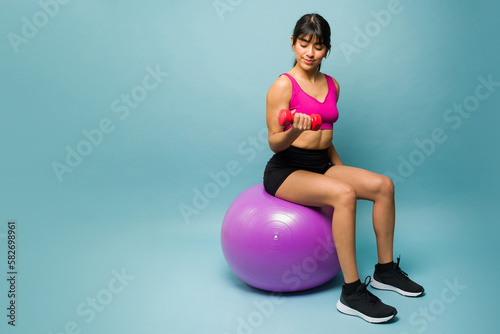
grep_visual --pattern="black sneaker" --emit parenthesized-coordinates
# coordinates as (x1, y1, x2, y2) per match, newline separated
(370, 256, 424, 297)
(336, 277, 397, 323)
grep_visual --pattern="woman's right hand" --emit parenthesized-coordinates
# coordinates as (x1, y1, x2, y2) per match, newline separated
(290, 110, 313, 132)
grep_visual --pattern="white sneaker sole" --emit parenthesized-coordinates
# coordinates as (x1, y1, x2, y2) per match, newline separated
(336, 299, 396, 324)
(370, 277, 423, 297)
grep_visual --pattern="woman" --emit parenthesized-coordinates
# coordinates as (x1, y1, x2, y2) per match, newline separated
(263, 13, 423, 323)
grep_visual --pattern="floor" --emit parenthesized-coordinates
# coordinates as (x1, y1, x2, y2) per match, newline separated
(3, 183, 497, 334)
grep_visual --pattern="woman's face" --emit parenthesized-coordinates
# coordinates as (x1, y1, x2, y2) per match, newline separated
(291, 34, 329, 71)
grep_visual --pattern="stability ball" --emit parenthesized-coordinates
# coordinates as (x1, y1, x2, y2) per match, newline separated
(221, 184, 340, 292)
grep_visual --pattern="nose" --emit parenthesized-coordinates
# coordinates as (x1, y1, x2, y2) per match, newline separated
(306, 45, 314, 57)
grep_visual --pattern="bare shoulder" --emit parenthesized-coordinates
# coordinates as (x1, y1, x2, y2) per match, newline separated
(266, 74, 292, 121)
(267, 74, 293, 99)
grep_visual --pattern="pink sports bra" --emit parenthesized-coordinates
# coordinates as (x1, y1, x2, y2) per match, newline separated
(280, 73, 339, 130)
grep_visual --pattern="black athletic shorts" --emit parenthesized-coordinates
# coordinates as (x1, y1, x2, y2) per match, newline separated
(263, 145, 333, 196)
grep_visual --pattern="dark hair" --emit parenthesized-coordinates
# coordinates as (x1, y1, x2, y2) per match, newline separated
(292, 14, 331, 70)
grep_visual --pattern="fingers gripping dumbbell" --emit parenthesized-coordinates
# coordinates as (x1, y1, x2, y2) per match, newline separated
(278, 109, 322, 131)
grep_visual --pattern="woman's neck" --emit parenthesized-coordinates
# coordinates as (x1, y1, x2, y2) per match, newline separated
(291, 65, 321, 83)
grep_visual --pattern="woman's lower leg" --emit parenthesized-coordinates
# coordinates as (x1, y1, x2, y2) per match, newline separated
(332, 199, 359, 284)
(372, 192, 395, 264)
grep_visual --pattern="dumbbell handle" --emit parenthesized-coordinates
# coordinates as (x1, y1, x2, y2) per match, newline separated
(278, 109, 322, 131)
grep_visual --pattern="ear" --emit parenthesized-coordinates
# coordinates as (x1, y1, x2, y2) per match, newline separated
(291, 36, 295, 50)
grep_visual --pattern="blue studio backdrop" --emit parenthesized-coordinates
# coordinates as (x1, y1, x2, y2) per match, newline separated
(1, 0, 499, 333)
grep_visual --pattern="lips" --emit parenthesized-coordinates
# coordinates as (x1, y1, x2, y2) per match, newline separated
(303, 58, 314, 65)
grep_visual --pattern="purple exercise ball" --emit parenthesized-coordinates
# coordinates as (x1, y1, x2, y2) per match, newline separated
(221, 184, 340, 292)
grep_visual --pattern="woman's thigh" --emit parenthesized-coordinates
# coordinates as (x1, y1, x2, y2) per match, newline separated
(325, 165, 393, 201)
(275, 170, 355, 207)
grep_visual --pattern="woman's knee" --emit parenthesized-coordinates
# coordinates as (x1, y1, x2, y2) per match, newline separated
(331, 183, 357, 208)
(375, 175, 394, 198)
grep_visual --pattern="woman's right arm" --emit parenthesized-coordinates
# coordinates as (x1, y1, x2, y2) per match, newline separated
(266, 76, 311, 153)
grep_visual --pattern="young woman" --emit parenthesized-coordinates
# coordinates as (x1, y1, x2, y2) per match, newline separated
(263, 13, 423, 323)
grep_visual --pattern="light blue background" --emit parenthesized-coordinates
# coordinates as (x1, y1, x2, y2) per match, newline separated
(1, 0, 499, 333)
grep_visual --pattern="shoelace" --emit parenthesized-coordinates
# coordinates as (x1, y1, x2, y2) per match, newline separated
(393, 256, 410, 281)
(358, 276, 379, 304)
